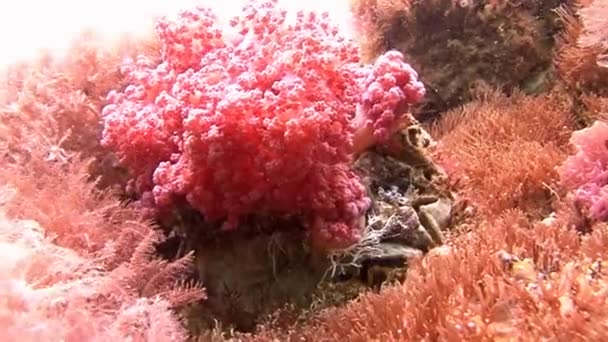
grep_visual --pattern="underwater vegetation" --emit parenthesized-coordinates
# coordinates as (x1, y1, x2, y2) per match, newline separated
(350, 0, 567, 116)
(1, 0, 608, 340)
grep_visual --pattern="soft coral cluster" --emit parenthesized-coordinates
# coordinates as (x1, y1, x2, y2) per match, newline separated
(558, 121, 608, 221)
(101, 0, 424, 249)
(352, 50, 425, 152)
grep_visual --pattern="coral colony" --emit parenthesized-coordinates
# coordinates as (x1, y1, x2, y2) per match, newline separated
(1, 0, 608, 340)
(101, 4, 424, 250)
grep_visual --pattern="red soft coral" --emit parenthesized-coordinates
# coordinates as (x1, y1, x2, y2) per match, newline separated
(558, 120, 608, 221)
(101, 0, 423, 250)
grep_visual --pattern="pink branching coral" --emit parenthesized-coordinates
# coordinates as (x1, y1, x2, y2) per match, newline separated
(558, 120, 608, 221)
(101, 0, 424, 250)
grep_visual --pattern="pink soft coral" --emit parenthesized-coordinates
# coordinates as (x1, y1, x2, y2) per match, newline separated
(101, 0, 423, 250)
(352, 50, 425, 152)
(558, 120, 608, 221)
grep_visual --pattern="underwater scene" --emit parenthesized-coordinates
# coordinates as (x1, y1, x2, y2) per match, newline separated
(1, 0, 607, 340)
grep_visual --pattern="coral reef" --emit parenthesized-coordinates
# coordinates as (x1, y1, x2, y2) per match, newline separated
(2, 0, 608, 340)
